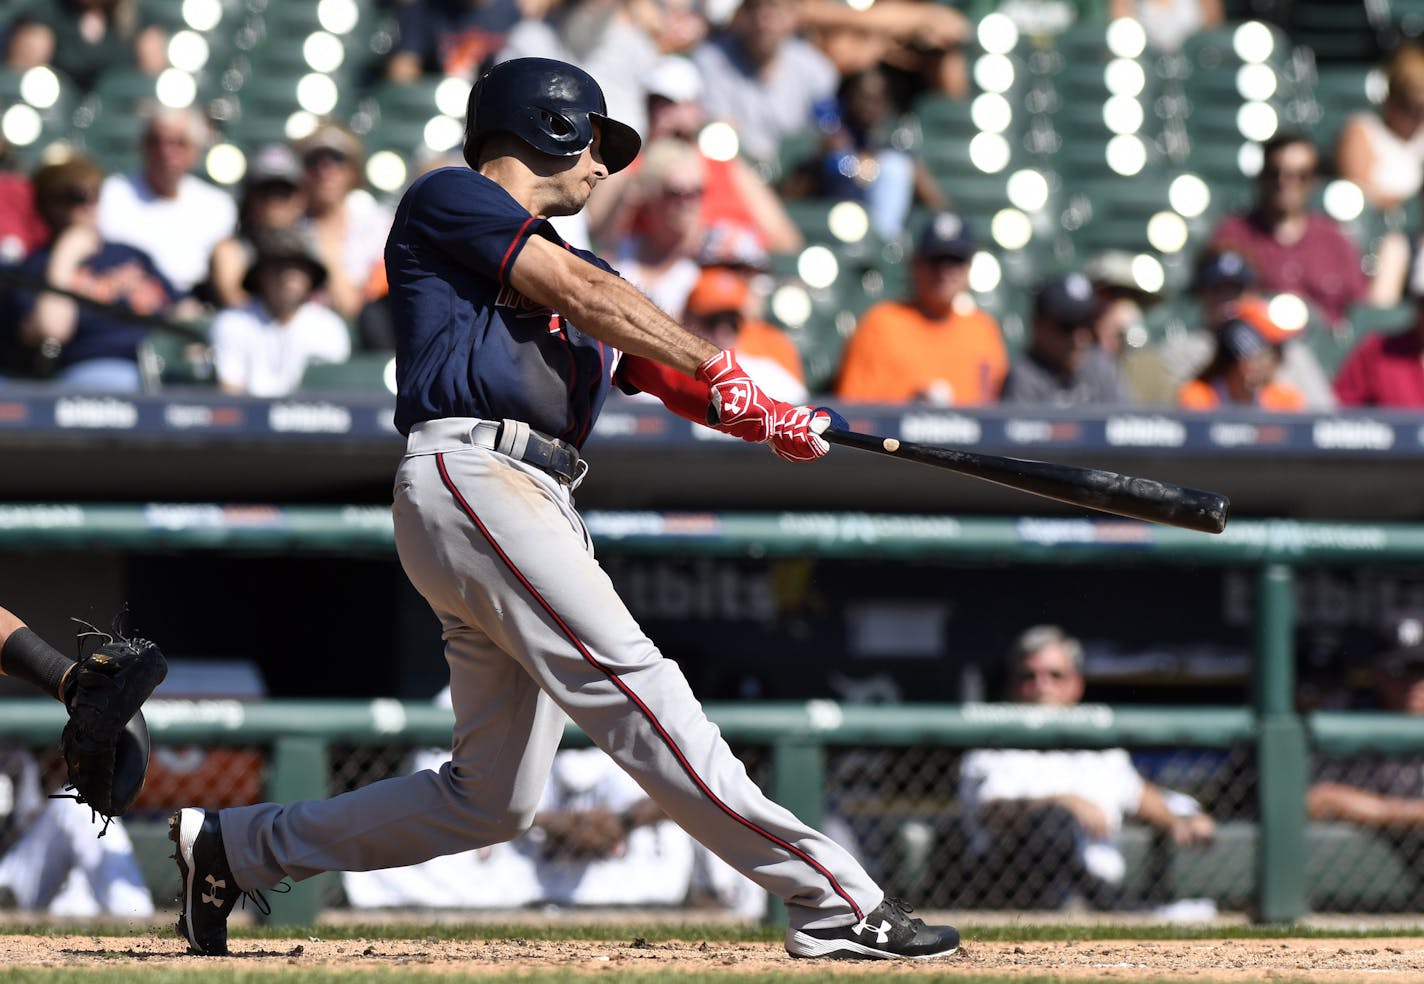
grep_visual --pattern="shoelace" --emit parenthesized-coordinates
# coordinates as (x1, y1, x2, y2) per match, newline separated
(238, 881, 290, 916)
(881, 897, 926, 928)
(48, 789, 115, 837)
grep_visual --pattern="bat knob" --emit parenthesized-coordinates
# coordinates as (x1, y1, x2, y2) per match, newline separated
(813, 406, 849, 432)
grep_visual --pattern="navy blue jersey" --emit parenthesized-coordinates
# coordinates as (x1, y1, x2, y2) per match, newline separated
(386, 167, 622, 442)
(8, 241, 175, 369)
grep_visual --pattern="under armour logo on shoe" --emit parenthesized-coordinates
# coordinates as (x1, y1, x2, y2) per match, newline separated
(852, 917, 892, 944)
(202, 874, 227, 907)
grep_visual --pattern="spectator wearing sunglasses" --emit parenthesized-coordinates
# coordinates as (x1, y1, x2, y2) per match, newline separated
(608, 138, 709, 319)
(1209, 132, 1369, 329)
(835, 211, 1006, 404)
(1000, 272, 1127, 406)
(957, 625, 1216, 910)
(5, 155, 177, 390)
(96, 105, 236, 303)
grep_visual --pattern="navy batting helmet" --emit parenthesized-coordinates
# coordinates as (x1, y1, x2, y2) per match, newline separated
(464, 57, 642, 173)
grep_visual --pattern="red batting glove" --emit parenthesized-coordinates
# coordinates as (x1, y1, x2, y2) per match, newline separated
(768, 404, 832, 462)
(696, 351, 831, 462)
(695, 350, 774, 442)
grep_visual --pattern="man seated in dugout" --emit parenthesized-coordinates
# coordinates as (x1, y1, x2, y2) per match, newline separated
(958, 625, 1215, 910)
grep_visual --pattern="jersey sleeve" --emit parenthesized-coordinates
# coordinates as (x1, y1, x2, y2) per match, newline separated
(397, 168, 565, 286)
(614, 354, 712, 423)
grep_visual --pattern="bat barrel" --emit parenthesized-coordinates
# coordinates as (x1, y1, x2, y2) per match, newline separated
(821, 427, 1231, 534)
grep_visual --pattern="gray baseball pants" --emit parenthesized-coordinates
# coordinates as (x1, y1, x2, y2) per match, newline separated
(219, 417, 881, 930)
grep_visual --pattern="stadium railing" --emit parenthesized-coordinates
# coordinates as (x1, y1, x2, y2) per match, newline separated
(2, 512, 1424, 924)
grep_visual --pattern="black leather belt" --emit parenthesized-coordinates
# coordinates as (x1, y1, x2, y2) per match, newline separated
(468, 418, 586, 487)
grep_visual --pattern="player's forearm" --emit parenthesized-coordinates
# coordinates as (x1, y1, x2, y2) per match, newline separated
(557, 266, 719, 375)
(509, 237, 719, 375)
(0, 612, 75, 701)
(1135, 783, 1178, 831)
(21, 296, 78, 346)
(0, 606, 25, 647)
(1308, 782, 1424, 828)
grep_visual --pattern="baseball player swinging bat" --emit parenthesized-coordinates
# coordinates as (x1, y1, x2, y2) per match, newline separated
(814, 409, 1230, 534)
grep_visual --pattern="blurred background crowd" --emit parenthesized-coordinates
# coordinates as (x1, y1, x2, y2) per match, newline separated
(4, 0, 1424, 411)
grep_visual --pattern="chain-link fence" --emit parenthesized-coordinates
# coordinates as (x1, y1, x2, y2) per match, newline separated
(1307, 751, 1424, 912)
(821, 744, 1259, 913)
(66, 734, 1424, 918)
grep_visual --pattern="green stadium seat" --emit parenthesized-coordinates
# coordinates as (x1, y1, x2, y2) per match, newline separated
(0, 68, 79, 168)
(300, 352, 397, 394)
(140, 325, 216, 389)
(1181, 22, 1296, 74)
(1398, 0, 1424, 39)
(1311, 65, 1377, 156)
(1304, 305, 1357, 377)
(1286, 1, 1386, 65)
(1342, 301, 1412, 339)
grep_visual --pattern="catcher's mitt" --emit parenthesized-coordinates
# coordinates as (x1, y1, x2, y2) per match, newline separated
(58, 636, 167, 832)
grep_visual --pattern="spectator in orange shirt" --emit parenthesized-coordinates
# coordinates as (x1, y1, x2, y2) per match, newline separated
(834, 212, 1006, 404)
(684, 265, 806, 402)
(1177, 316, 1305, 412)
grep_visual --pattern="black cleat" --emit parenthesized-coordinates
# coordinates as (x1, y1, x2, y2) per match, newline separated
(785, 898, 960, 960)
(171, 808, 240, 956)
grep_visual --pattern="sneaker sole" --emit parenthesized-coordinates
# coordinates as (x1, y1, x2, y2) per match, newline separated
(170, 808, 224, 956)
(785, 930, 959, 961)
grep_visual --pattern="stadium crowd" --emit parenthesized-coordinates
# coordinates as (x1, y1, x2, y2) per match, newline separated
(1, 0, 1424, 408)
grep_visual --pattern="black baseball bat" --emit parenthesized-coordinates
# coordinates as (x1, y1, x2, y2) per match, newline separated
(815, 411, 1229, 534)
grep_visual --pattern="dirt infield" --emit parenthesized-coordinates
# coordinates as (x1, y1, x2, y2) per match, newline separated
(8, 933, 1424, 979)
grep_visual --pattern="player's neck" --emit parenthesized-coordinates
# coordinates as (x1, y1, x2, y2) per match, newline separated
(480, 159, 543, 216)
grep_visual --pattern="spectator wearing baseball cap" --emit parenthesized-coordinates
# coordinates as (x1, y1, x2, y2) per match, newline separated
(683, 267, 807, 402)
(1167, 248, 1337, 410)
(689, 221, 807, 387)
(210, 226, 350, 398)
(1000, 272, 1127, 406)
(834, 212, 1007, 404)
(1175, 316, 1304, 412)
(1083, 250, 1175, 405)
(207, 144, 307, 309)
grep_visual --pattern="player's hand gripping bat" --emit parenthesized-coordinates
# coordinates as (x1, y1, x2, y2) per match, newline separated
(814, 408, 1229, 534)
